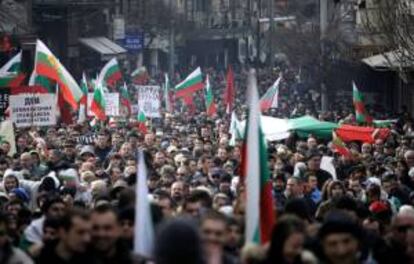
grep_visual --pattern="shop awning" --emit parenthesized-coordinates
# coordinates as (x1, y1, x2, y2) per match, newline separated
(79, 37, 126, 61)
(362, 49, 414, 69)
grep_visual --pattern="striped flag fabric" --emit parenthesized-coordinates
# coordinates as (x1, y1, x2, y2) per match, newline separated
(243, 69, 275, 245)
(91, 82, 106, 121)
(77, 73, 88, 123)
(137, 111, 148, 134)
(260, 76, 281, 112)
(224, 65, 235, 114)
(174, 67, 204, 98)
(98, 58, 122, 89)
(120, 82, 131, 116)
(205, 74, 217, 116)
(33, 40, 83, 109)
(353, 81, 372, 124)
(0, 51, 25, 87)
(131, 66, 149, 85)
(332, 132, 351, 157)
(133, 150, 155, 258)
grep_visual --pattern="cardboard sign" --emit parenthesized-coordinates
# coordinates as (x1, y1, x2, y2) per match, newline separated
(87, 93, 120, 117)
(10, 93, 56, 127)
(136, 85, 160, 118)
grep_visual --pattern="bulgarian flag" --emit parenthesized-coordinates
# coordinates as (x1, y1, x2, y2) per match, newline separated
(77, 73, 88, 123)
(34, 40, 83, 110)
(260, 76, 281, 112)
(205, 74, 217, 116)
(91, 82, 106, 121)
(131, 66, 149, 85)
(28, 71, 56, 93)
(332, 132, 351, 157)
(137, 110, 148, 134)
(243, 70, 275, 245)
(224, 65, 235, 114)
(353, 82, 373, 124)
(175, 67, 204, 98)
(120, 82, 132, 116)
(0, 51, 26, 87)
(98, 58, 122, 89)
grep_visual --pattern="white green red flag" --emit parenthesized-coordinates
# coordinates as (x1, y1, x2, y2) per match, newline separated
(204, 74, 217, 116)
(353, 81, 373, 124)
(174, 67, 204, 98)
(332, 132, 351, 157)
(77, 73, 88, 123)
(33, 40, 83, 109)
(131, 66, 149, 85)
(243, 70, 275, 245)
(91, 82, 106, 121)
(120, 82, 132, 116)
(137, 111, 148, 134)
(0, 51, 25, 87)
(260, 76, 281, 112)
(98, 58, 122, 89)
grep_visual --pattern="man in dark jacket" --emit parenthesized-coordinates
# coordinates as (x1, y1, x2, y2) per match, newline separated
(37, 209, 96, 264)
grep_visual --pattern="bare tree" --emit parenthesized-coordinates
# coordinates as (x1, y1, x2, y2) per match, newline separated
(360, 0, 414, 76)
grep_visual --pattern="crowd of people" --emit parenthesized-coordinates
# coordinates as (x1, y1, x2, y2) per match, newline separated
(0, 65, 411, 264)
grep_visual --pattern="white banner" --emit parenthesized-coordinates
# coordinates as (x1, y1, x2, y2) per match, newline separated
(87, 93, 120, 117)
(137, 86, 160, 118)
(10, 93, 57, 127)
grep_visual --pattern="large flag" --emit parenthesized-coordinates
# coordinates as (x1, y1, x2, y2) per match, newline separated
(0, 51, 25, 87)
(131, 66, 149, 85)
(120, 83, 132, 116)
(91, 82, 106, 121)
(224, 65, 235, 114)
(34, 40, 83, 109)
(133, 150, 155, 258)
(164, 74, 173, 113)
(353, 82, 372, 124)
(243, 70, 275, 245)
(260, 76, 281, 112)
(0, 120, 16, 156)
(77, 73, 88, 123)
(174, 67, 203, 98)
(205, 74, 217, 116)
(98, 58, 122, 89)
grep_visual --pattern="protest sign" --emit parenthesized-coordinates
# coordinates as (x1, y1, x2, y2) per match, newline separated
(136, 85, 160, 118)
(87, 93, 120, 117)
(10, 93, 56, 127)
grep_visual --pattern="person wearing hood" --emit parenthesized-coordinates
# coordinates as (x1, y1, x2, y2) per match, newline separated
(316, 180, 346, 221)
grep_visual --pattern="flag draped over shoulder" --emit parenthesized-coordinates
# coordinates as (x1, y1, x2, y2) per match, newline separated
(34, 40, 83, 109)
(243, 70, 275, 246)
(353, 81, 372, 124)
(0, 51, 25, 87)
(133, 150, 155, 258)
(260, 76, 281, 112)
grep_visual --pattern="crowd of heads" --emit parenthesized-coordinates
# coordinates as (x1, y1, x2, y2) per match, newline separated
(0, 66, 411, 263)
